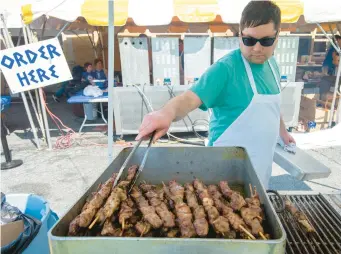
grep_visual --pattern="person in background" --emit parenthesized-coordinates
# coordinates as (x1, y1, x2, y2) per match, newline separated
(94, 59, 107, 80)
(320, 35, 341, 100)
(53, 64, 85, 102)
(81, 62, 95, 84)
(93, 59, 108, 89)
(322, 35, 341, 76)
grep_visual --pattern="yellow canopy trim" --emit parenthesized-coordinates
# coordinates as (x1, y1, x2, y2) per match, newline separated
(81, 0, 129, 26)
(21, 4, 33, 25)
(174, 0, 219, 23)
(274, 0, 304, 23)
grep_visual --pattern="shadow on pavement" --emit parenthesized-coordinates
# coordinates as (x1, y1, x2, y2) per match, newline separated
(269, 174, 312, 191)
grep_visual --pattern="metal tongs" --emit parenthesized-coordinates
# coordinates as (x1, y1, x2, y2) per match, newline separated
(113, 132, 156, 191)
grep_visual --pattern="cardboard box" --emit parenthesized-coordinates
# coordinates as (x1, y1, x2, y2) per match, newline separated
(0, 220, 24, 247)
(299, 95, 337, 132)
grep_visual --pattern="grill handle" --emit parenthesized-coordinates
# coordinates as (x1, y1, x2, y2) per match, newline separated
(266, 190, 285, 213)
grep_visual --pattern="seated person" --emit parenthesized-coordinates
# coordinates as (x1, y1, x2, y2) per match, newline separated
(82, 62, 95, 84)
(320, 35, 341, 100)
(53, 65, 84, 102)
(93, 59, 107, 89)
(322, 35, 341, 76)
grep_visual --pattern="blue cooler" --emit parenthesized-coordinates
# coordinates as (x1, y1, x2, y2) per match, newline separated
(5, 194, 59, 254)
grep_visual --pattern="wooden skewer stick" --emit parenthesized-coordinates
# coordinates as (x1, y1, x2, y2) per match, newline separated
(89, 216, 99, 229)
(254, 186, 257, 196)
(249, 183, 253, 197)
(239, 225, 256, 240)
(259, 231, 267, 240)
(120, 218, 125, 237)
(140, 225, 147, 237)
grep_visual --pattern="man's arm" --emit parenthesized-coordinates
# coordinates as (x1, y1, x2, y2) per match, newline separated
(279, 116, 295, 144)
(164, 90, 202, 122)
(136, 62, 227, 141)
(136, 90, 202, 141)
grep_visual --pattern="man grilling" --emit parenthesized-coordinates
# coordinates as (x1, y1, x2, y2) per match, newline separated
(136, 1, 295, 188)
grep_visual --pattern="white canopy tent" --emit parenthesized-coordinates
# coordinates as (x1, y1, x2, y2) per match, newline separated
(1, 0, 340, 161)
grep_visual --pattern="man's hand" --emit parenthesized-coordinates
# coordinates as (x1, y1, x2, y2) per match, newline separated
(136, 91, 202, 142)
(280, 129, 296, 145)
(135, 109, 174, 142)
(279, 116, 296, 145)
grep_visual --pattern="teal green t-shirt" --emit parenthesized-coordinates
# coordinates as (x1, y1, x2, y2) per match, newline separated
(190, 49, 281, 146)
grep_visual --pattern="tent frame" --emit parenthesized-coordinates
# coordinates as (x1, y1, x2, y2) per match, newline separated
(316, 23, 341, 127)
(108, 0, 115, 163)
(0, 15, 41, 150)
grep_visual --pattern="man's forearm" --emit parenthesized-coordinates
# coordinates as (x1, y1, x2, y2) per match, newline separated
(279, 116, 287, 136)
(162, 90, 202, 122)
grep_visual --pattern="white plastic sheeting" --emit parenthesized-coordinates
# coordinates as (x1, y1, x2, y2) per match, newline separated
(128, 0, 173, 26)
(303, 0, 341, 23)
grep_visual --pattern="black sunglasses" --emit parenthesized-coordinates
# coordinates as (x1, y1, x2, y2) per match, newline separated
(241, 32, 278, 47)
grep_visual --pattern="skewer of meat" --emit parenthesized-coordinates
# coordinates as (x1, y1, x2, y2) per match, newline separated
(135, 221, 152, 236)
(89, 166, 138, 229)
(163, 180, 197, 238)
(78, 173, 117, 228)
(68, 183, 103, 236)
(219, 181, 246, 211)
(240, 185, 265, 239)
(218, 182, 261, 239)
(207, 185, 248, 239)
(82, 183, 103, 212)
(68, 215, 81, 236)
(101, 219, 122, 236)
(184, 183, 209, 237)
(140, 184, 176, 228)
(118, 197, 140, 236)
(285, 198, 315, 234)
(129, 183, 155, 237)
(193, 179, 230, 237)
(131, 186, 163, 229)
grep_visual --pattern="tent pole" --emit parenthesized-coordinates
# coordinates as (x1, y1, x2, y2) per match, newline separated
(108, 0, 115, 163)
(0, 18, 41, 149)
(334, 60, 341, 124)
(24, 23, 52, 149)
(97, 28, 106, 69)
(317, 23, 341, 127)
(56, 22, 70, 38)
(21, 21, 46, 140)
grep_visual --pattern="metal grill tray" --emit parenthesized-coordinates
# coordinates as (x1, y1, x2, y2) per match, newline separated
(49, 147, 286, 254)
(269, 192, 341, 254)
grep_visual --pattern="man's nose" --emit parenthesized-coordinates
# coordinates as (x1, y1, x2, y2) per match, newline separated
(253, 41, 262, 52)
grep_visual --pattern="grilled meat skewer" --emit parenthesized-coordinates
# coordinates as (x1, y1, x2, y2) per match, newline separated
(194, 179, 230, 236)
(79, 173, 117, 227)
(285, 199, 315, 234)
(185, 183, 209, 237)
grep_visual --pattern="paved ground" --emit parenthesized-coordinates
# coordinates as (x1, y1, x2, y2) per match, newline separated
(1, 97, 340, 217)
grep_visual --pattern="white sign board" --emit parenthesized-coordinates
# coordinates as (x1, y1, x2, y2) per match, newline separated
(0, 38, 72, 93)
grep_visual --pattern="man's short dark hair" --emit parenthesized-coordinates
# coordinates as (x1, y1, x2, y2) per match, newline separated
(94, 58, 103, 66)
(84, 62, 92, 69)
(240, 1, 281, 32)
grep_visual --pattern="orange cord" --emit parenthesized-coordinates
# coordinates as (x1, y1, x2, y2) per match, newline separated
(42, 91, 108, 149)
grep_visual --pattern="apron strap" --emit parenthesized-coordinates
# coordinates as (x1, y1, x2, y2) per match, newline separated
(241, 55, 258, 95)
(268, 59, 281, 92)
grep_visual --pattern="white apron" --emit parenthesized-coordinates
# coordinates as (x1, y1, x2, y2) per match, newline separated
(213, 55, 281, 188)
